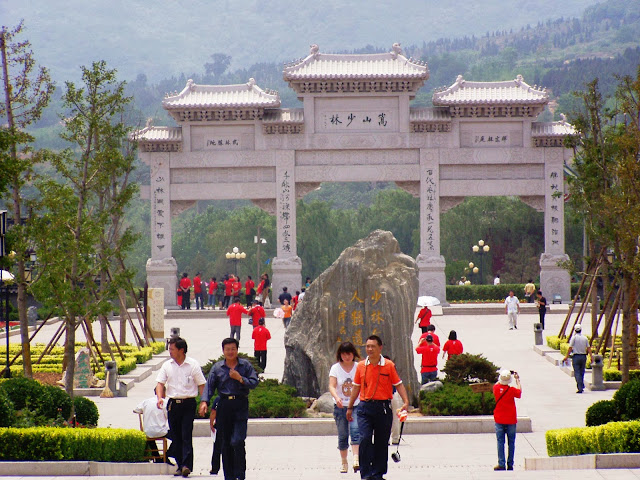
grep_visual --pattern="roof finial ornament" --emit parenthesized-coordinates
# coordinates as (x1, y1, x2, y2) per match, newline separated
(145, 117, 153, 129)
(391, 42, 402, 58)
(515, 74, 524, 85)
(247, 78, 256, 89)
(455, 75, 464, 84)
(560, 113, 568, 124)
(186, 79, 195, 90)
(309, 44, 319, 57)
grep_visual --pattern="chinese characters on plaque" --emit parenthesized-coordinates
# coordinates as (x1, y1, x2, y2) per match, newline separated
(322, 111, 391, 130)
(549, 170, 562, 249)
(473, 134, 509, 146)
(335, 289, 385, 346)
(424, 168, 436, 252)
(205, 137, 240, 150)
(279, 171, 292, 254)
(152, 172, 169, 257)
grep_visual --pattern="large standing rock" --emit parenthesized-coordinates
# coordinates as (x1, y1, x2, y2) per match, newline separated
(283, 230, 420, 403)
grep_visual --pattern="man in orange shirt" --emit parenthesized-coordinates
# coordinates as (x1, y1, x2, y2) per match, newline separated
(347, 336, 409, 480)
(226, 298, 248, 341)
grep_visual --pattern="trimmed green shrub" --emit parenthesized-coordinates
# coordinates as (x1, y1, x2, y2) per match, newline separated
(546, 336, 562, 350)
(442, 353, 499, 384)
(585, 400, 618, 426)
(446, 283, 580, 302)
(73, 396, 99, 426)
(0, 387, 15, 427)
(37, 384, 73, 421)
(0, 427, 146, 461)
(420, 382, 496, 416)
(613, 379, 640, 421)
(603, 369, 640, 381)
(248, 379, 306, 418)
(0, 377, 43, 411)
(546, 421, 640, 456)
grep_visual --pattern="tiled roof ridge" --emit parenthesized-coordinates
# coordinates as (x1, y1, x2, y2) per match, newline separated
(162, 78, 280, 108)
(433, 74, 548, 102)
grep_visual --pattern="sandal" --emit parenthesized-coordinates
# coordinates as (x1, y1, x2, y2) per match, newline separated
(340, 462, 348, 473)
(353, 456, 360, 473)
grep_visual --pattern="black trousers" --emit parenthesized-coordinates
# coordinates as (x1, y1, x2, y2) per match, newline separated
(211, 430, 222, 473)
(357, 400, 393, 480)
(217, 396, 249, 480)
(539, 309, 546, 329)
(254, 350, 267, 370)
(167, 398, 196, 470)
(245, 294, 254, 307)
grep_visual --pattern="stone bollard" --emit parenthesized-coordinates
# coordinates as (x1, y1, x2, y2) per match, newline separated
(104, 361, 118, 395)
(533, 323, 543, 345)
(590, 354, 605, 391)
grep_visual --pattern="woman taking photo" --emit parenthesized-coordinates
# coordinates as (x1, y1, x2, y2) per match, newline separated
(329, 342, 361, 473)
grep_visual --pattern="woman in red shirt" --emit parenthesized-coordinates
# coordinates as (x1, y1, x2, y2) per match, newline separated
(442, 330, 464, 359)
(245, 276, 255, 307)
(415, 306, 432, 333)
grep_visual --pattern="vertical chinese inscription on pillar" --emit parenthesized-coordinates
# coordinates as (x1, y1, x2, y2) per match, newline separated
(280, 170, 292, 255)
(424, 168, 437, 252)
(151, 161, 170, 259)
(549, 169, 563, 251)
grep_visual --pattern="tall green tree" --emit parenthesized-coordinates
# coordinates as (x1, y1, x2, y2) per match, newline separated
(32, 61, 134, 397)
(0, 22, 54, 377)
(566, 67, 640, 382)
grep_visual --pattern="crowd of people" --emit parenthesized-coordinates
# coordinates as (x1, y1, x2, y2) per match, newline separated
(177, 272, 272, 311)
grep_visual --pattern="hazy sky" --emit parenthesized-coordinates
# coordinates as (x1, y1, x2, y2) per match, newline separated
(4, 0, 600, 83)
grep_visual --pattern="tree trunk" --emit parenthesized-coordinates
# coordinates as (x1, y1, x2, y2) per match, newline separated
(119, 289, 127, 344)
(63, 315, 76, 400)
(621, 274, 640, 384)
(589, 237, 598, 337)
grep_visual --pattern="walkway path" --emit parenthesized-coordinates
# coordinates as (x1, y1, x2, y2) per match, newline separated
(6, 305, 640, 479)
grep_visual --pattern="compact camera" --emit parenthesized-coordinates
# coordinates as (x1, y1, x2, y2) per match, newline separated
(391, 452, 401, 463)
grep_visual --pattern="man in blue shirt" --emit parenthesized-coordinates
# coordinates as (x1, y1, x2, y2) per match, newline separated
(199, 338, 259, 480)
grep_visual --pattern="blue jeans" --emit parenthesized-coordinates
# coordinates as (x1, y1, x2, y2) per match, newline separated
(573, 354, 587, 392)
(421, 371, 438, 384)
(357, 400, 392, 480)
(333, 405, 360, 451)
(495, 423, 516, 468)
(208, 293, 216, 307)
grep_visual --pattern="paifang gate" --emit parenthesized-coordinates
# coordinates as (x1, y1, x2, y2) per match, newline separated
(133, 44, 573, 307)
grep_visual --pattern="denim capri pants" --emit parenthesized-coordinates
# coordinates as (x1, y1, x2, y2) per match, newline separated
(333, 404, 360, 450)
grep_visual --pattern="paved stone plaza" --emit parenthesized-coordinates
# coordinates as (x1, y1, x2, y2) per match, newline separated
(5, 307, 640, 479)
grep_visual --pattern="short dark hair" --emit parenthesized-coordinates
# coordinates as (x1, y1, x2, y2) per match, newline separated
(234, 297, 241, 303)
(258, 318, 265, 325)
(182, 272, 188, 278)
(168, 336, 187, 353)
(448, 330, 457, 341)
(537, 290, 542, 295)
(367, 335, 382, 346)
(283, 286, 288, 292)
(426, 335, 433, 342)
(427, 325, 436, 332)
(212, 277, 216, 281)
(248, 275, 252, 279)
(336, 341, 361, 362)
(222, 338, 239, 349)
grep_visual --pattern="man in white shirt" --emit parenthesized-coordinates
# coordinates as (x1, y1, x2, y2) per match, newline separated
(156, 337, 206, 477)
(504, 291, 520, 330)
(133, 391, 172, 463)
(494, 275, 501, 285)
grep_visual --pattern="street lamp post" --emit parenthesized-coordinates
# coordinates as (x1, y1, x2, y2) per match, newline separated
(254, 227, 267, 280)
(468, 262, 479, 284)
(471, 240, 490, 285)
(225, 247, 246, 278)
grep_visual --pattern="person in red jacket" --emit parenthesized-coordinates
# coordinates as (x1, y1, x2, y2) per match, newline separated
(179, 273, 192, 310)
(442, 330, 464, 360)
(251, 318, 271, 370)
(208, 277, 218, 310)
(292, 291, 300, 311)
(223, 276, 233, 309)
(226, 298, 248, 341)
(193, 272, 203, 310)
(419, 324, 440, 346)
(231, 276, 242, 302)
(244, 276, 255, 307)
(493, 369, 522, 471)
(248, 300, 265, 328)
(415, 334, 440, 384)
(415, 306, 432, 334)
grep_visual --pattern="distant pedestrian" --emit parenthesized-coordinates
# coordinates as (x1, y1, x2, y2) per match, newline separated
(298, 287, 306, 303)
(247, 300, 265, 328)
(278, 286, 292, 305)
(281, 299, 293, 328)
(256, 273, 270, 306)
(523, 280, 536, 303)
(292, 290, 300, 311)
(536, 290, 547, 329)
(244, 276, 255, 307)
(193, 272, 203, 310)
(223, 275, 233, 309)
(493, 369, 522, 471)
(494, 274, 501, 285)
(251, 318, 271, 370)
(226, 298, 248, 341)
(305, 277, 312, 288)
(329, 341, 361, 474)
(208, 277, 218, 310)
(420, 324, 440, 346)
(179, 273, 192, 310)
(563, 324, 592, 393)
(415, 305, 432, 334)
(442, 330, 463, 360)
(416, 334, 440, 384)
(346, 336, 409, 480)
(504, 291, 520, 330)
(231, 276, 242, 302)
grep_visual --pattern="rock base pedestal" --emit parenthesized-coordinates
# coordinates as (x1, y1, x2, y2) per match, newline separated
(540, 253, 571, 303)
(416, 254, 447, 305)
(146, 257, 178, 307)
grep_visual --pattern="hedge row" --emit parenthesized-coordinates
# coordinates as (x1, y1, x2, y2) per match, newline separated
(0, 427, 146, 461)
(446, 283, 581, 302)
(603, 369, 640, 381)
(546, 421, 640, 456)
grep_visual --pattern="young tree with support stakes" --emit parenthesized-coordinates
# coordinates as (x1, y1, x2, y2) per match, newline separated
(0, 22, 55, 378)
(565, 66, 640, 383)
(32, 61, 136, 398)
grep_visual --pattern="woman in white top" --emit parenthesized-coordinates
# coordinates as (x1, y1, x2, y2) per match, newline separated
(329, 341, 361, 474)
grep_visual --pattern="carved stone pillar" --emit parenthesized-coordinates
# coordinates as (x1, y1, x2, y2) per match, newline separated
(416, 149, 447, 303)
(146, 152, 178, 307)
(272, 151, 302, 298)
(540, 149, 571, 302)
